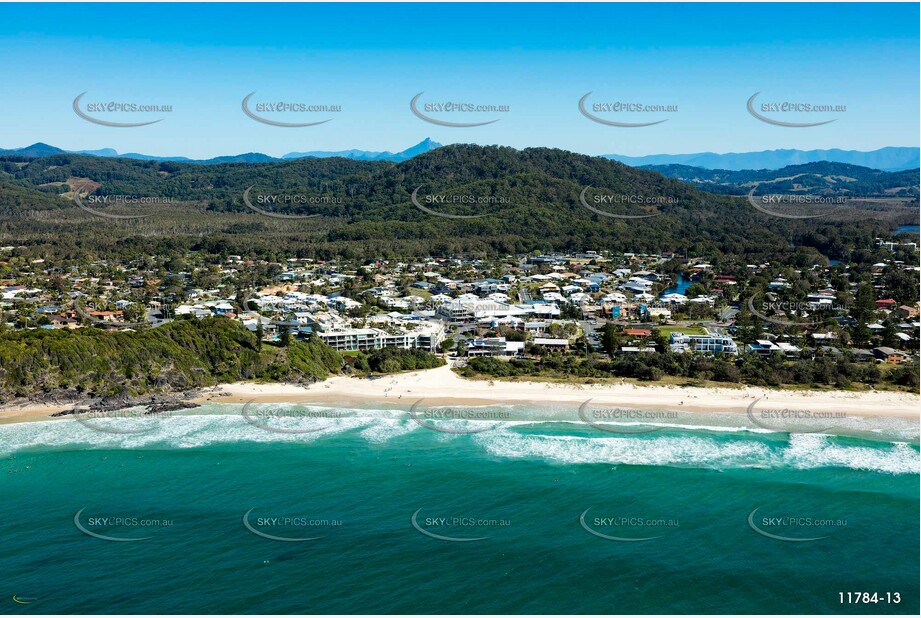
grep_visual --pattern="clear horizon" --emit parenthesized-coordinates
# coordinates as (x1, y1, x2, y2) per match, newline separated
(0, 2, 918, 159)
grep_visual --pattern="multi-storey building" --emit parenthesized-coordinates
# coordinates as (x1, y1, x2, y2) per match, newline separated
(669, 332, 739, 355)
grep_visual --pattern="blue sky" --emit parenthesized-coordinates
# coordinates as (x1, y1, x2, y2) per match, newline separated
(0, 2, 917, 158)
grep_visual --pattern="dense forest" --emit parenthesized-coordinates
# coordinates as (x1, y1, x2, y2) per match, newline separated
(1, 145, 916, 263)
(642, 161, 920, 198)
(0, 317, 344, 400)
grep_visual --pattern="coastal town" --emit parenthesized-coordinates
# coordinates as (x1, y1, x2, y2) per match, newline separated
(2, 240, 918, 375)
(1, 3, 919, 617)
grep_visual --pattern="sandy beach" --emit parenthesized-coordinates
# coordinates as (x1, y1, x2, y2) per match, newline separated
(0, 402, 72, 425)
(204, 364, 920, 417)
(2, 364, 918, 424)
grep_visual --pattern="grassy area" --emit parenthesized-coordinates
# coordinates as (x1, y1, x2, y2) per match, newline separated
(656, 324, 709, 336)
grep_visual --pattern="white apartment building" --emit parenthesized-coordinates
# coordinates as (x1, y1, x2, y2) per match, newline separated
(436, 299, 527, 322)
(318, 328, 384, 351)
(669, 332, 739, 355)
(318, 320, 445, 352)
(465, 337, 525, 357)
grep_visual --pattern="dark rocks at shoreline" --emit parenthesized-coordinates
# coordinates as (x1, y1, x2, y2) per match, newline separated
(49, 391, 202, 418)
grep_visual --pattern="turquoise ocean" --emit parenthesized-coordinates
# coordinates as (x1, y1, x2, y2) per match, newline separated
(1, 402, 918, 614)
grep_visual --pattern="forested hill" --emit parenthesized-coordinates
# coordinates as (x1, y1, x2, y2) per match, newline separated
(0, 152, 391, 201)
(0, 180, 70, 215)
(2, 145, 711, 204)
(0, 145, 916, 262)
(0, 318, 344, 401)
(641, 161, 920, 198)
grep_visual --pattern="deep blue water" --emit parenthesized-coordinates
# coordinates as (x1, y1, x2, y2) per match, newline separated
(661, 274, 692, 296)
(1, 405, 918, 614)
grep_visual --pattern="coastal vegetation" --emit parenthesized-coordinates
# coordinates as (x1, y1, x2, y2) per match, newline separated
(0, 317, 343, 400)
(460, 352, 918, 391)
(347, 347, 446, 374)
(0, 317, 447, 401)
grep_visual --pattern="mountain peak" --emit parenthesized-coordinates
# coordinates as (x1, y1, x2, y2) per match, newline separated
(400, 138, 442, 158)
(282, 138, 443, 162)
(0, 142, 65, 157)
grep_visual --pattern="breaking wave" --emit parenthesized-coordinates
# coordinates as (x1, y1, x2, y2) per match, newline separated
(1, 404, 917, 474)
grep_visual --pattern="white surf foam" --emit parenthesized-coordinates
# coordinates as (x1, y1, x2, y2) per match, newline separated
(359, 419, 419, 444)
(784, 433, 920, 475)
(2, 407, 916, 475)
(475, 431, 775, 468)
(473, 429, 919, 475)
(0, 413, 373, 453)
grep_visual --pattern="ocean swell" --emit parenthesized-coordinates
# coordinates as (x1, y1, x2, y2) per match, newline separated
(1, 405, 917, 475)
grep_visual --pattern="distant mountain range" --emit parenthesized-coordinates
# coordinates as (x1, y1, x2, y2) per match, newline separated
(2, 141, 919, 173)
(282, 138, 441, 162)
(606, 147, 920, 172)
(642, 161, 919, 198)
(0, 138, 443, 165)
